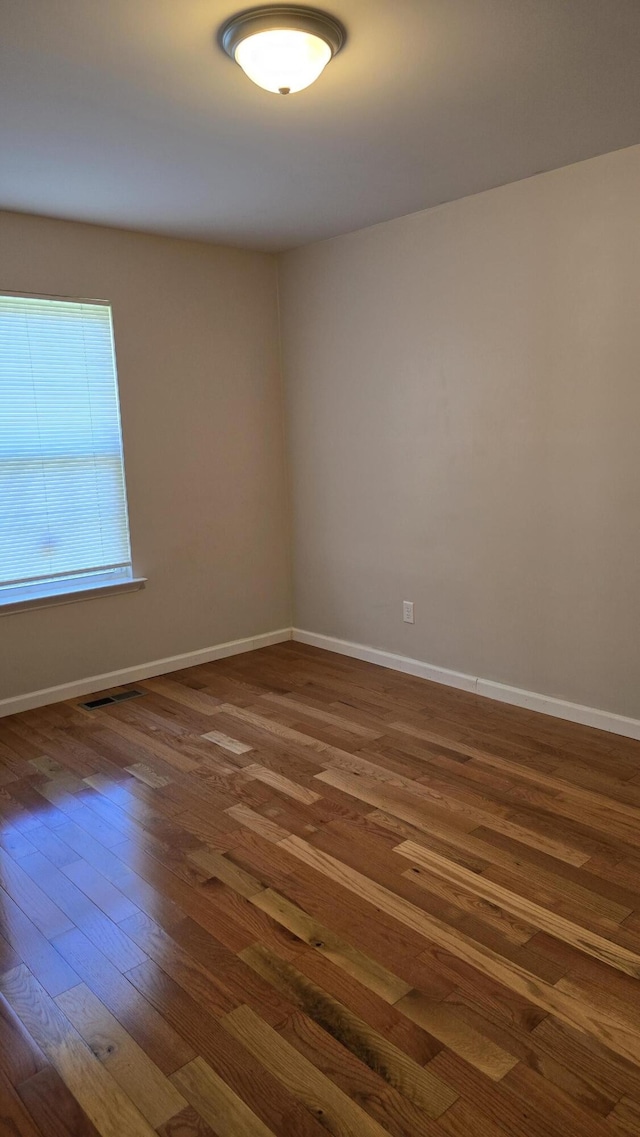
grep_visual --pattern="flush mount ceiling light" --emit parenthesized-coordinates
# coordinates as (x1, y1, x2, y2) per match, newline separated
(219, 5, 346, 95)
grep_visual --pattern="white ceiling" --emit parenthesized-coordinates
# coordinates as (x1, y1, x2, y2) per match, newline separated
(2, 1, 640, 251)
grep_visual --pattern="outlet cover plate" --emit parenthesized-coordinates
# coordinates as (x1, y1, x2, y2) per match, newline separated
(403, 600, 414, 624)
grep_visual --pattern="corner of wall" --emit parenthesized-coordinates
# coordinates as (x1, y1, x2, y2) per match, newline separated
(275, 255, 295, 629)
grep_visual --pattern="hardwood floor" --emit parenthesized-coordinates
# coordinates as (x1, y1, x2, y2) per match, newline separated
(1, 641, 640, 1136)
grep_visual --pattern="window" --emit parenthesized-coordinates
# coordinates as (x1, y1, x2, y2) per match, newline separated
(0, 293, 141, 612)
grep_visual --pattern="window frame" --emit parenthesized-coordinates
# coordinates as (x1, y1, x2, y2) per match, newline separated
(0, 290, 145, 615)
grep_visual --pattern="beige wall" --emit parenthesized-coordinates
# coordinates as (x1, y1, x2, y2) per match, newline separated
(0, 211, 291, 700)
(279, 144, 640, 719)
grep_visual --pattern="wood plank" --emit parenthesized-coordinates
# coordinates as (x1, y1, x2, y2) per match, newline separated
(0, 885, 80, 997)
(226, 802, 292, 843)
(241, 763, 322, 804)
(171, 1056, 277, 1137)
(260, 693, 383, 739)
(24, 823, 82, 868)
(394, 839, 640, 978)
(500, 1061, 620, 1137)
(0, 965, 159, 1137)
(389, 720, 640, 825)
(275, 1004, 446, 1137)
(140, 676, 222, 714)
(56, 983, 187, 1127)
(60, 858, 141, 924)
(99, 716, 200, 773)
(437, 1097, 512, 1137)
(222, 1003, 397, 1137)
(277, 835, 640, 1070)
(240, 940, 458, 1118)
(0, 993, 48, 1086)
(18, 852, 147, 973)
(0, 1064, 44, 1137)
(251, 887, 412, 1003)
(126, 958, 328, 1137)
(51, 928, 195, 1075)
(402, 863, 536, 948)
(326, 777, 633, 926)
(314, 768, 590, 867)
(156, 1105, 219, 1137)
(394, 989, 517, 1080)
(118, 911, 239, 1016)
(0, 848, 74, 939)
(201, 729, 253, 755)
(187, 846, 266, 898)
(17, 1065, 103, 1137)
(125, 763, 172, 788)
(607, 1096, 640, 1136)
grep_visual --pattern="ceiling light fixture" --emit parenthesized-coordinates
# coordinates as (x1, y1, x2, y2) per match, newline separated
(219, 5, 346, 95)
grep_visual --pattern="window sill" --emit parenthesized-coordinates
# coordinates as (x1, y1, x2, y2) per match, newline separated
(0, 576, 147, 616)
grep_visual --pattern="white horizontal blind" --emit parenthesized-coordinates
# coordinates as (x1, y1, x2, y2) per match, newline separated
(0, 294, 132, 594)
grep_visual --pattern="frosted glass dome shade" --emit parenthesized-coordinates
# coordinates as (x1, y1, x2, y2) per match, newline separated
(234, 28, 332, 93)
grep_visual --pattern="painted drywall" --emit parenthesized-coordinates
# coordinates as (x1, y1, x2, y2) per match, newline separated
(279, 144, 640, 719)
(0, 211, 291, 700)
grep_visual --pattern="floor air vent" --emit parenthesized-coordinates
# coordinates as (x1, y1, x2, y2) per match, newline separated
(80, 689, 146, 709)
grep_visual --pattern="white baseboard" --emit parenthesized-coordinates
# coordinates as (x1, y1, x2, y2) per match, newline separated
(292, 628, 640, 742)
(4, 623, 639, 743)
(0, 628, 292, 718)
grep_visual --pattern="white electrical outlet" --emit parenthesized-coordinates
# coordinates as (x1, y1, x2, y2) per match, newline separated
(403, 600, 414, 624)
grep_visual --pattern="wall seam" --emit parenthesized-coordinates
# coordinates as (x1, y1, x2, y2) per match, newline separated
(274, 254, 295, 628)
